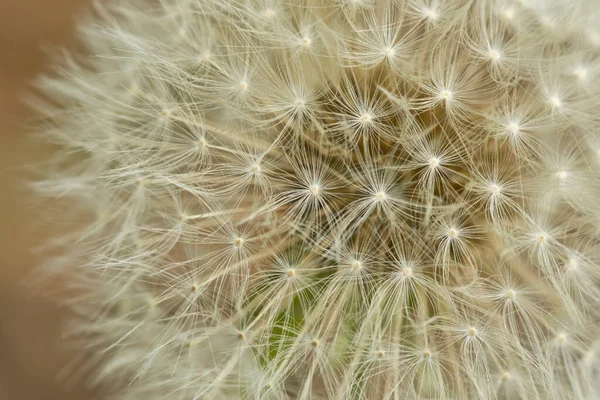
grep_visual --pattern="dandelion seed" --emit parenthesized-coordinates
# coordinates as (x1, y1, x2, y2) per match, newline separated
(447, 227, 459, 239)
(540, 15, 555, 28)
(197, 51, 211, 63)
(503, 8, 515, 20)
(383, 46, 395, 58)
(556, 170, 568, 180)
(556, 333, 567, 345)
(573, 67, 587, 80)
(374, 191, 387, 202)
(440, 90, 453, 101)
(566, 258, 578, 271)
(234, 237, 245, 248)
(487, 49, 501, 61)
(505, 289, 517, 300)
(359, 113, 373, 123)
(300, 36, 312, 47)
(428, 157, 440, 168)
(250, 164, 261, 174)
(424, 8, 439, 21)
(507, 122, 520, 135)
(536, 233, 547, 244)
(549, 95, 562, 108)
(263, 8, 276, 18)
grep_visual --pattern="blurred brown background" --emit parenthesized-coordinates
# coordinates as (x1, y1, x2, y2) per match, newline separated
(0, 0, 94, 398)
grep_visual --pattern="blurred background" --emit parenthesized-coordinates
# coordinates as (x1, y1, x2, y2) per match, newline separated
(0, 0, 95, 398)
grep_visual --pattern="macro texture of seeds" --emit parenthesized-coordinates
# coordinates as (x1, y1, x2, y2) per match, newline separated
(33, 0, 600, 398)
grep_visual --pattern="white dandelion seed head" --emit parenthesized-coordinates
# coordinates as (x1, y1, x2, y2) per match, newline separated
(31, 0, 600, 398)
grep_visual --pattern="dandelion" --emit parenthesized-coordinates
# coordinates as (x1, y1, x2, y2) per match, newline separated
(31, 0, 600, 398)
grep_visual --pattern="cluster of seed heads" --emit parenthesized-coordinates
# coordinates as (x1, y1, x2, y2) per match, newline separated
(32, 0, 600, 398)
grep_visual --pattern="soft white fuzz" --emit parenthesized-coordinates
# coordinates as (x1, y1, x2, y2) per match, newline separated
(32, 0, 600, 398)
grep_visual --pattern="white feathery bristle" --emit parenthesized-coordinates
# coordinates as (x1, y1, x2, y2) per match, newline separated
(31, 0, 600, 398)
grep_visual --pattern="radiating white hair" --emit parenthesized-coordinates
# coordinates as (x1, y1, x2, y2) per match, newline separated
(32, 0, 600, 398)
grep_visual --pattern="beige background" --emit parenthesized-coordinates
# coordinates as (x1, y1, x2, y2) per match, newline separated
(0, 0, 95, 398)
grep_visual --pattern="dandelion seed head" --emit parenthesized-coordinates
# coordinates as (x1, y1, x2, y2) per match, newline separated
(33, 0, 600, 398)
